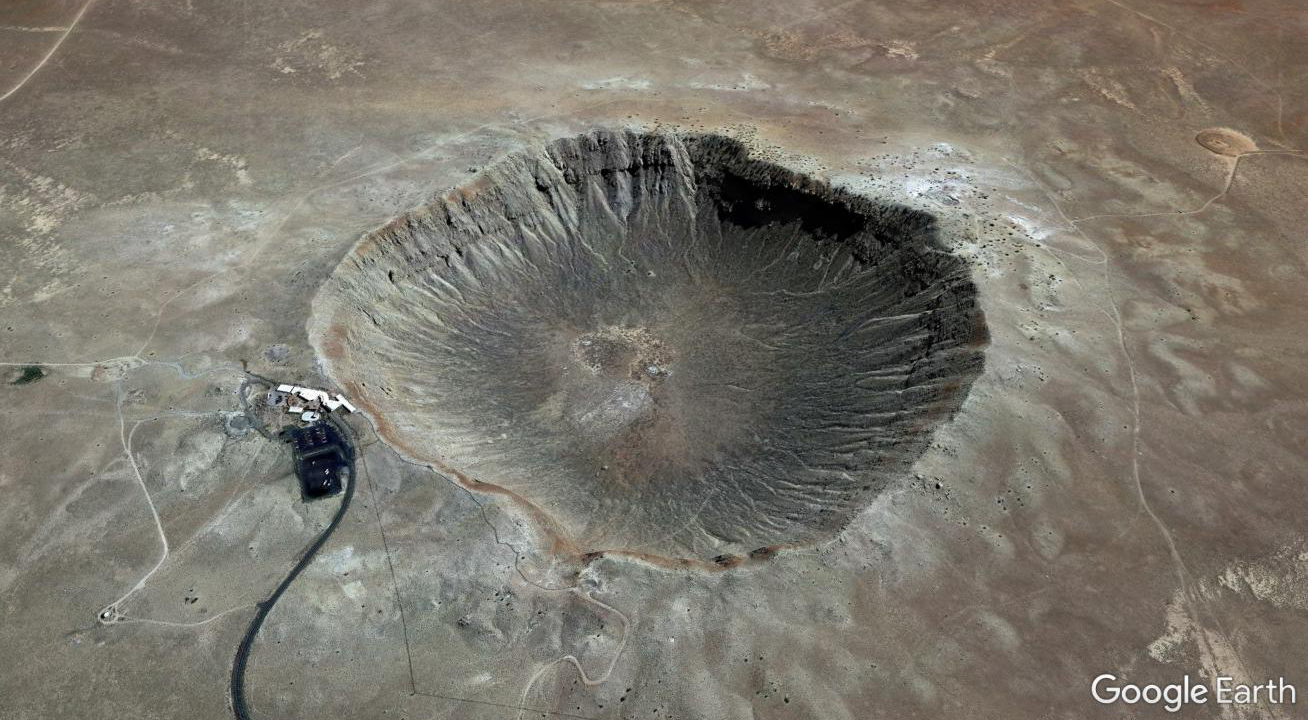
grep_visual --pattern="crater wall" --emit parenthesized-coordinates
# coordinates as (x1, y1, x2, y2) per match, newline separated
(309, 130, 987, 563)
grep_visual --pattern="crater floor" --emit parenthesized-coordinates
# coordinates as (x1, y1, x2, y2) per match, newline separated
(313, 131, 984, 561)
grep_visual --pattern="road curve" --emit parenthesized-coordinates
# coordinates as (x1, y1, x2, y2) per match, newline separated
(230, 414, 357, 720)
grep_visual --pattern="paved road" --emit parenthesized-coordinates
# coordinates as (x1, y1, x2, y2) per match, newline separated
(230, 412, 357, 720)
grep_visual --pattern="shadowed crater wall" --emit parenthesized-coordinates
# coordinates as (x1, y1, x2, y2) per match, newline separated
(310, 130, 986, 564)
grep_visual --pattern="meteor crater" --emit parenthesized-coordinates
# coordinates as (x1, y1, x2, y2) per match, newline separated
(311, 130, 987, 563)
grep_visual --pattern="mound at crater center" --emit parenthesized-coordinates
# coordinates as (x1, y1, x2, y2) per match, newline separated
(310, 130, 986, 563)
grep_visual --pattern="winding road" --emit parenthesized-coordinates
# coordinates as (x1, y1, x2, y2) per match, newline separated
(229, 410, 357, 720)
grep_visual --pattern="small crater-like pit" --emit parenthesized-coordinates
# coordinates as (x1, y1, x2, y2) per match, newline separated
(311, 130, 986, 563)
(1195, 127, 1257, 157)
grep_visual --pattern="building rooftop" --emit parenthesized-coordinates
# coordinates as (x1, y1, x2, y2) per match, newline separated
(283, 422, 353, 499)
